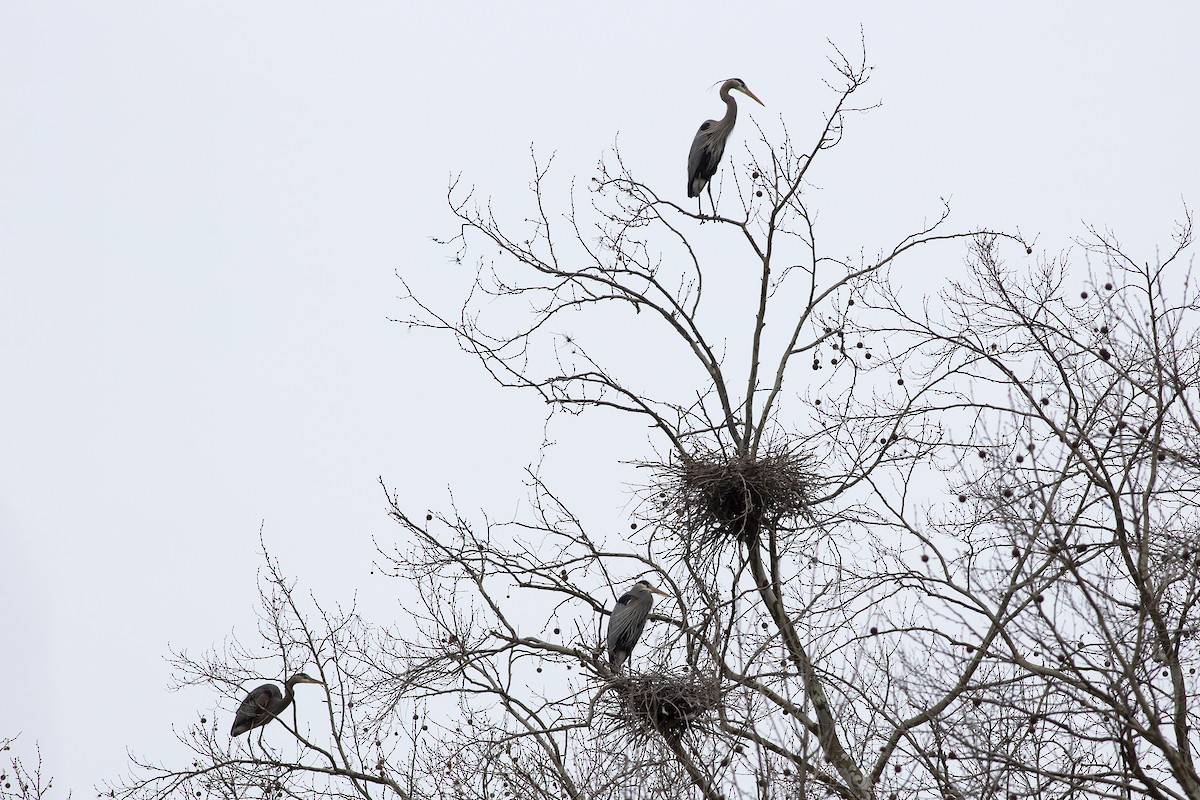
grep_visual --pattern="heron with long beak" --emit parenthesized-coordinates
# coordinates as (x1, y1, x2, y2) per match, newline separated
(687, 78, 765, 217)
(607, 580, 670, 672)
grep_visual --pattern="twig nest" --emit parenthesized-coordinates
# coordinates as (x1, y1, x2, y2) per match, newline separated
(649, 445, 817, 559)
(608, 670, 720, 741)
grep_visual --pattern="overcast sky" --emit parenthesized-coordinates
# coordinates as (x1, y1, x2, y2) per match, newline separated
(2, 2, 1197, 794)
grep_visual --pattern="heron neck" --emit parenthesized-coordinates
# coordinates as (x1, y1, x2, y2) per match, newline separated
(719, 86, 739, 127)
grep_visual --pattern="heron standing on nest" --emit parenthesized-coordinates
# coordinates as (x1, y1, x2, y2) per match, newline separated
(687, 78, 765, 217)
(607, 580, 670, 672)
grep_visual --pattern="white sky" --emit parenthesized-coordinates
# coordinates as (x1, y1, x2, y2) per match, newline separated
(2, 2, 1197, 794)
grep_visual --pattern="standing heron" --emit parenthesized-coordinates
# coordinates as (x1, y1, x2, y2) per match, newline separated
(607, 580, 670, 672)
(230, 672, 324, 737)
(687, 78, 765, 217)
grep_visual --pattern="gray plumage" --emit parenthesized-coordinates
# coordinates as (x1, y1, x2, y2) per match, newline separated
(230, 672, 323, 737)
(686, 78, 765, 214)
(607, 580, 669, 672)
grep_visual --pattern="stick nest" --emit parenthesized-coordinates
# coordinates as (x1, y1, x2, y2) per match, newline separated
(608, 670, 721, 742)
(648, 445, 818, 560)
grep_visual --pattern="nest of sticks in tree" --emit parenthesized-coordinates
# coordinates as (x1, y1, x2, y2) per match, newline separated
(648, 445, 817, 561)
(606, 670, 720, 742)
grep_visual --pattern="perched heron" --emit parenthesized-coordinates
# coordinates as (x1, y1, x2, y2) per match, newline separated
(230, 672, 324, 737)
(687, 78, 765, 217)
(607, 580, 669, 672)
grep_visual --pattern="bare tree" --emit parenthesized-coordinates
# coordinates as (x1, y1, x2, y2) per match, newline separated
(861, 220, 1200, 799)
(3, 738, 62, 800)
(116, 42, 1198, 800)
(380, 43, 1033, 800)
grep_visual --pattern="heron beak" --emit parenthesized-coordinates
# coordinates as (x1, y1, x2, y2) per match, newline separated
(740, 87, 765, 107)
(649, 586, 670, 597)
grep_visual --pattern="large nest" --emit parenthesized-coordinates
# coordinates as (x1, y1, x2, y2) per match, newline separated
(647, 444, 818, 561)
(606, 670, 721, 742)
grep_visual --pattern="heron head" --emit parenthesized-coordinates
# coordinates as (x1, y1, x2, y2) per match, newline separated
(288, 672, 325, 687)
(633, 580, 670, 597)
(727, 78, 765, 107)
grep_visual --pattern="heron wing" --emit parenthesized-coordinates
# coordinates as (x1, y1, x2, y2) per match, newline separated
(606, 592, 650, 656)
(230, 683, 281, 735)
(687, 120, 728, 198)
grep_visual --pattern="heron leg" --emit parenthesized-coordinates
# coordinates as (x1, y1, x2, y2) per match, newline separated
(706, 182, 716, 219)
(252, 729, 266, 761)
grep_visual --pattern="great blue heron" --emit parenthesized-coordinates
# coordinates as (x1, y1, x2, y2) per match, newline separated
(230, 672, 324, 737)
(687, 78, 765, 217)
(607, 580, 669, 672)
